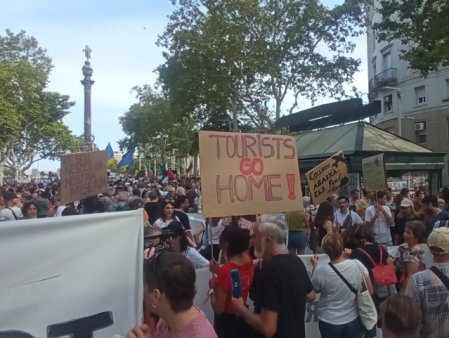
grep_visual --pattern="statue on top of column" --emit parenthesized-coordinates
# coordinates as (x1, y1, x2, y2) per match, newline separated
(83, 45, 92, 61)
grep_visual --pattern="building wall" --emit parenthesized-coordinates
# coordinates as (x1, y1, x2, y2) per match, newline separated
(367, 1, 449, 185)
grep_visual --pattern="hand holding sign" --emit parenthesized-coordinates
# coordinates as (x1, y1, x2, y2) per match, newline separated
(127, 324, 152, 338)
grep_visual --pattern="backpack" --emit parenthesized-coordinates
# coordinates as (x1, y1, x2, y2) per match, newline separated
(357, 245, 397, 286)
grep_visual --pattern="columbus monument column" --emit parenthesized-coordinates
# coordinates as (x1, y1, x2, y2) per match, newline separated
(81, 45, 94, 151)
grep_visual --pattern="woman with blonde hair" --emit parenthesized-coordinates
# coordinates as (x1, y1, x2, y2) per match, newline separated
(311, 233, 373, 338)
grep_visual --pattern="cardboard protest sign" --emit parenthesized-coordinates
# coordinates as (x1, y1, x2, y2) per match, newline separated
(60, 151, 108, 204)
(199, 131, 303, 217)
(305, 151, 348, 205)
(362, 153, 387, 191)
(0, 210, 143, 337)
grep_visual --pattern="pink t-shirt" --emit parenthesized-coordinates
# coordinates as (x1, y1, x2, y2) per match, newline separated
(154, 307, 217, 338)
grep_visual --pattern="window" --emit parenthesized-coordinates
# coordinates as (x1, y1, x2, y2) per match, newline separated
(415, 86, 426, 105)
(382, 52, 392, 71)
(383, 94, 393, 113)
(416, 131, 427, 144)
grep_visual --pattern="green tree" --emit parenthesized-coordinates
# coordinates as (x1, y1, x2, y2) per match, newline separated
(157, 0, 366, 130)
(0, 30, 80, 180)
(119, 85, 198, 168)
(373, 0, 449, 75)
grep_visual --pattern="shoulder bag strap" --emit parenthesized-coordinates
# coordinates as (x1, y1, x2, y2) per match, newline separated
(377, 244, 383, 264)
(7, 207, 18, 220)
(356, 247, 377, 266)
(430, 266, 449, 290)
(328, 262, 357, 295)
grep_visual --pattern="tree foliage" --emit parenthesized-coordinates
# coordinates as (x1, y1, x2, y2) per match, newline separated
(157, 0, 366, 130)
(119, 85, 198, 164)
(0, 30, 80, 177)
(373, 0, 449, 75)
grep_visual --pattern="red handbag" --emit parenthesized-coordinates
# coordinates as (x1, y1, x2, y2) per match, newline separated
(357, 245, 397, 286)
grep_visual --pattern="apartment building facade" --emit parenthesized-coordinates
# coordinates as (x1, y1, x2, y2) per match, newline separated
(367, 3, 449, 185)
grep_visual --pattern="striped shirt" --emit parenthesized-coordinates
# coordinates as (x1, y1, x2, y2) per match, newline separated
(405, 263, 449, 338)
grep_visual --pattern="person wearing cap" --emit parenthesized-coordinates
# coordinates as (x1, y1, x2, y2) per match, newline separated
(354, 198, 369, 221)
(405, 227, 449, 337)
(393, 199, 418, 245)
(167, 221, 209, 269)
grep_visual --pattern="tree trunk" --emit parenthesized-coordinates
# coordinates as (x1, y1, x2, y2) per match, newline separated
(0, 161, 4, 185)
(194, 154, 199, 176)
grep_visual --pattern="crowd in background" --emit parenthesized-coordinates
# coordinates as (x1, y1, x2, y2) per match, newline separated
(2, 177, 449, 338)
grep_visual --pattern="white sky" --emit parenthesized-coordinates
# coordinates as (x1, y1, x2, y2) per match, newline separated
(0, 0, 368, 171)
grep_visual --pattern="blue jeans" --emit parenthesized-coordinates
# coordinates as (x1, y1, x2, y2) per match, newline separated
(288, 231, 307, 250)
(319, 317, 364, 338)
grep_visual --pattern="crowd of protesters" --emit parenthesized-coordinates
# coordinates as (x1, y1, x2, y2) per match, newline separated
(3, 176, 449, 338)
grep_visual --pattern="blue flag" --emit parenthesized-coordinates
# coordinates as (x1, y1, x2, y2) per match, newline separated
(118, 150, 134, 168)
(105, 143, 114, 159)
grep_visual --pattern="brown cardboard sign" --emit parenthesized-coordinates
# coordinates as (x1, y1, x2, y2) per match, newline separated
(199, 131, 303, 217)
(362, 153, 387, 191)
(305, 151, 348, 205)
(60, 151, 108, 204)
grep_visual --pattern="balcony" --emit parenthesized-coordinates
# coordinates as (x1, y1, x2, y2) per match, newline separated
(369, 68, 397, 92)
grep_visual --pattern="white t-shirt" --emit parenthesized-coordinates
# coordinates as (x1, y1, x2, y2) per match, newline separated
(185, 247, 209, 269)
(0, 207, 23, 221)
(54, 205, 67, 217)
(153, 216, 180, 229)
(204, 219, 225, 245)
(334, 209, 363, 230)
(312, 259, 368, 325)
(365, 205, 393, 244)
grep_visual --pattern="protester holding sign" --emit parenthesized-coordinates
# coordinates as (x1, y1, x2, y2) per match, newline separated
(365, 191, 394, 246)
(127, 251, 217, 338)
(231, 214, 315, 338)
(334, 195, 363, 232)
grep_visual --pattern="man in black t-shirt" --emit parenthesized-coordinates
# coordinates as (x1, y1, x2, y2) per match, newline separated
(174, 195, 191, 231)
(143, 191, 160, 225)
(232, 215, 315, 338)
